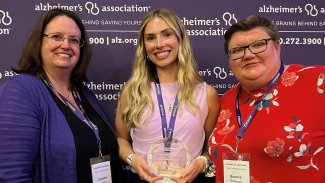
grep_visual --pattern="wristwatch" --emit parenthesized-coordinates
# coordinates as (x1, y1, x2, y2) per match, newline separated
(127, 153, 137, 166)
(195, 155, 208, 173)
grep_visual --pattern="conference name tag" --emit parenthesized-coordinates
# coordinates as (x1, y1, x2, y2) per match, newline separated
(222, 152, 250, 183)
(90, 155, 112, 183)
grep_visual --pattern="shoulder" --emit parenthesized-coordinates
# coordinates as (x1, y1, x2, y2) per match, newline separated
(204, 83, 220, 111)
(206, 83, 218, 98)
(284, 64, 325, 82)
(220, 84, 240, 103)
(2, 74, 43, 94)
(286, 64, 325, 73)
(9, 74, 41, 85)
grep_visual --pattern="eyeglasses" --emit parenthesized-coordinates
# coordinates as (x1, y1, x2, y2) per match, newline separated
(227, 38, 275, 60)
(43, 33, 85, 47)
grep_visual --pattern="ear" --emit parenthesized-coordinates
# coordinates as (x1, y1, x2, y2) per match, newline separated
(275, 40, 281, 57)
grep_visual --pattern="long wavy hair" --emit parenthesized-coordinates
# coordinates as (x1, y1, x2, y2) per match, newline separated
(121, 9, 203, 129)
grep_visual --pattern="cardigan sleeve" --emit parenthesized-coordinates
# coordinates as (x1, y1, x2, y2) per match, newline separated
(0, 78, 42, 182)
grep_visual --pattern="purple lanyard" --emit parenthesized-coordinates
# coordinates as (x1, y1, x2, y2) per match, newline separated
(235, 63, 284, 138)
(154, 76, 179, 139)
(44, 76, 101, 142)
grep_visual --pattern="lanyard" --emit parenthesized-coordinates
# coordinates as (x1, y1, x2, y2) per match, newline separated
(154, 76, 179, 139)
(235, 64, 284, 152)
(44, 76, 103, 158)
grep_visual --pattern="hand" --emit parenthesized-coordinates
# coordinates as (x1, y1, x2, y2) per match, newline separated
(131, 155, 163, 183)
(171, 158, 205, 183)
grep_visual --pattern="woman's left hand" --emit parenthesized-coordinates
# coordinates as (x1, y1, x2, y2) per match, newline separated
(171, 158, 205, 183)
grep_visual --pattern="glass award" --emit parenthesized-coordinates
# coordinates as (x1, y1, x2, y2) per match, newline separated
(147, 138, 191, 182)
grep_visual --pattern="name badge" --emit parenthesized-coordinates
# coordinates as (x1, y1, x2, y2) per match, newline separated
(222, 152, 250, 183)
(90, 155, 112, 183)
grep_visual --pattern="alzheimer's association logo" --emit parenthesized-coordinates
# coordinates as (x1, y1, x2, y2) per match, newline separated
(0, 10, 12, 35)
(0, 72, 2, 79)
(0, 10, 12, 25)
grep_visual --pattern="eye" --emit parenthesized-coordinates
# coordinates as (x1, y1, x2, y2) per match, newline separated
(69, 37, 80, 44)
(231, 47, 244, 54)
(50, 34, 63, 41)
(251, 41, 266, 48)
(165, 32, 172, 37)
(146, 36, 154, 41)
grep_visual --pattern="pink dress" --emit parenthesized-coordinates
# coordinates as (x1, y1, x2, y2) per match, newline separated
(208, 65, 325, 183)
(131, 81, 208, 172)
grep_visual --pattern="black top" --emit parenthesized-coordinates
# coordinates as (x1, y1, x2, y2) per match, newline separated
(45, 84, 119, 183)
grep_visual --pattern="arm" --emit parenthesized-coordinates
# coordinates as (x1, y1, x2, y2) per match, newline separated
(0, 79, 41, 182)
(114, 85, 162, 183)
(172, 84, 220, 183)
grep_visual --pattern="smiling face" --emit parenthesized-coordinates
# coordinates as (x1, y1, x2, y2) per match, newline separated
(228, 27, 281, 91)
(41, 15, 81, 75)
(144, 16, 179, 71)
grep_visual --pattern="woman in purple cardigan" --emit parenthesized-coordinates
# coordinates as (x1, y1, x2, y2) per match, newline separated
(0, 9, 120, 183)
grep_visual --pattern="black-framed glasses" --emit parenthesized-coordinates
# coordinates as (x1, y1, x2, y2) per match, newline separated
(227, 38, 275, 60)
(43, 33, 85, 47)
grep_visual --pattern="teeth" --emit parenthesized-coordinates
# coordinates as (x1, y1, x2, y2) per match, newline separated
(56, 53, 70, 57)
(156, 51, 169, 57)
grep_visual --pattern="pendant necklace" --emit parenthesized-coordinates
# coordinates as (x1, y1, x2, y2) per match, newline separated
(161, 86, 176, 112)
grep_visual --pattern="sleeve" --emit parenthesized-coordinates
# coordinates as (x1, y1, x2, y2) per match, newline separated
(0, 78, 41, 182)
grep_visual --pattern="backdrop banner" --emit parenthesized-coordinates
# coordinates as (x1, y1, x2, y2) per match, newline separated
(0, 0, 324, 182)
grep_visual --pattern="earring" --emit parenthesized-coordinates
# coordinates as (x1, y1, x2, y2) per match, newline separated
(147, 56, 150, 61)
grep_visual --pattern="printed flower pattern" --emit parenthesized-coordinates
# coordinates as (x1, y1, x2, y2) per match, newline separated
(317, 71, 324, 94)
(250, 176, 261, 183)
(264, 138, 285, 158)
(217, 124, 235, 135)
(281, 71, 299, 86)
(284, 122, 303, 137)
(283, 116, 324, 171)
(218, 109, 232, 122)
(209, 108, 236, 161)
(248, 89, 279, 114)
(208, 67, 325, 182)
(294, 142, 312, 157)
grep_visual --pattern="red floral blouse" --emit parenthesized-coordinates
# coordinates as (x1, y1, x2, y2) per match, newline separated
(208, 64, 325, 183)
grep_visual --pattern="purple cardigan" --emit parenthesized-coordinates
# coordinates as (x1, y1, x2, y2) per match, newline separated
(0, 74, 119, 183)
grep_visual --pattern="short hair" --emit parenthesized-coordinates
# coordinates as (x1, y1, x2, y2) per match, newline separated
(224, 14, 279, 53)
(13, 9, 91, 89)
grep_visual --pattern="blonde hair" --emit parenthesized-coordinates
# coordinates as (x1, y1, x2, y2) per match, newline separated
(121, 9, 203, 129)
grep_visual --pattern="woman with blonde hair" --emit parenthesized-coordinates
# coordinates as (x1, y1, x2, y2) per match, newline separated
(115, 8, 220, 183)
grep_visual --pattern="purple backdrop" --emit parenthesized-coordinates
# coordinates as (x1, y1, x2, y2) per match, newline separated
(0, 0, 324, 182)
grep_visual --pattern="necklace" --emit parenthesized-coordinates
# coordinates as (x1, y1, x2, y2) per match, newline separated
(161, 86, 176, 112)
(65, 90, 71, 99)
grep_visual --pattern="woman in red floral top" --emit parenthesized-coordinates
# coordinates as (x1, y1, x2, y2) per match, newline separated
(208, 14, 325, 183)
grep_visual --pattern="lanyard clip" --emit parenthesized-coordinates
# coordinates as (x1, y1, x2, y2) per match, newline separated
(235, 136, 242, 154)
(98, 140, 102, 161)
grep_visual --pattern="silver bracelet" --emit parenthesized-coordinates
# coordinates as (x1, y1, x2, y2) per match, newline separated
(126, 154, 137, 166)
(195, 155, 208, 173)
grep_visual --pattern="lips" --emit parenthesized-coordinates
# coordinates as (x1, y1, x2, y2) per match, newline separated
(56, 53, 71, 57)
(155, 51, 170, 59)
(243, 62, 259, 68)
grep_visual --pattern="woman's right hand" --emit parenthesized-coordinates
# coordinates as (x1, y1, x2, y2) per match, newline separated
(132, 155, 163, 183)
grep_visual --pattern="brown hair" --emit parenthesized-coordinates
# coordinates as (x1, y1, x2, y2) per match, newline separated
(224, 14, 279, 53)
(13, 9, 91, 89)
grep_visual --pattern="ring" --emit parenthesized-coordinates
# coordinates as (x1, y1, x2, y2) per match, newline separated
(144, 174, 149, 181)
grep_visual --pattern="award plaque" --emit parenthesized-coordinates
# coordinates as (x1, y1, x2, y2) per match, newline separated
(147, 138, 191, 182)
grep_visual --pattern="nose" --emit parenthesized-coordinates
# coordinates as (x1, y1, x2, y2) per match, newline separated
(243, 47, 255, 60)
(60, 38, 71, 49)
(155, 36, 165, 49)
